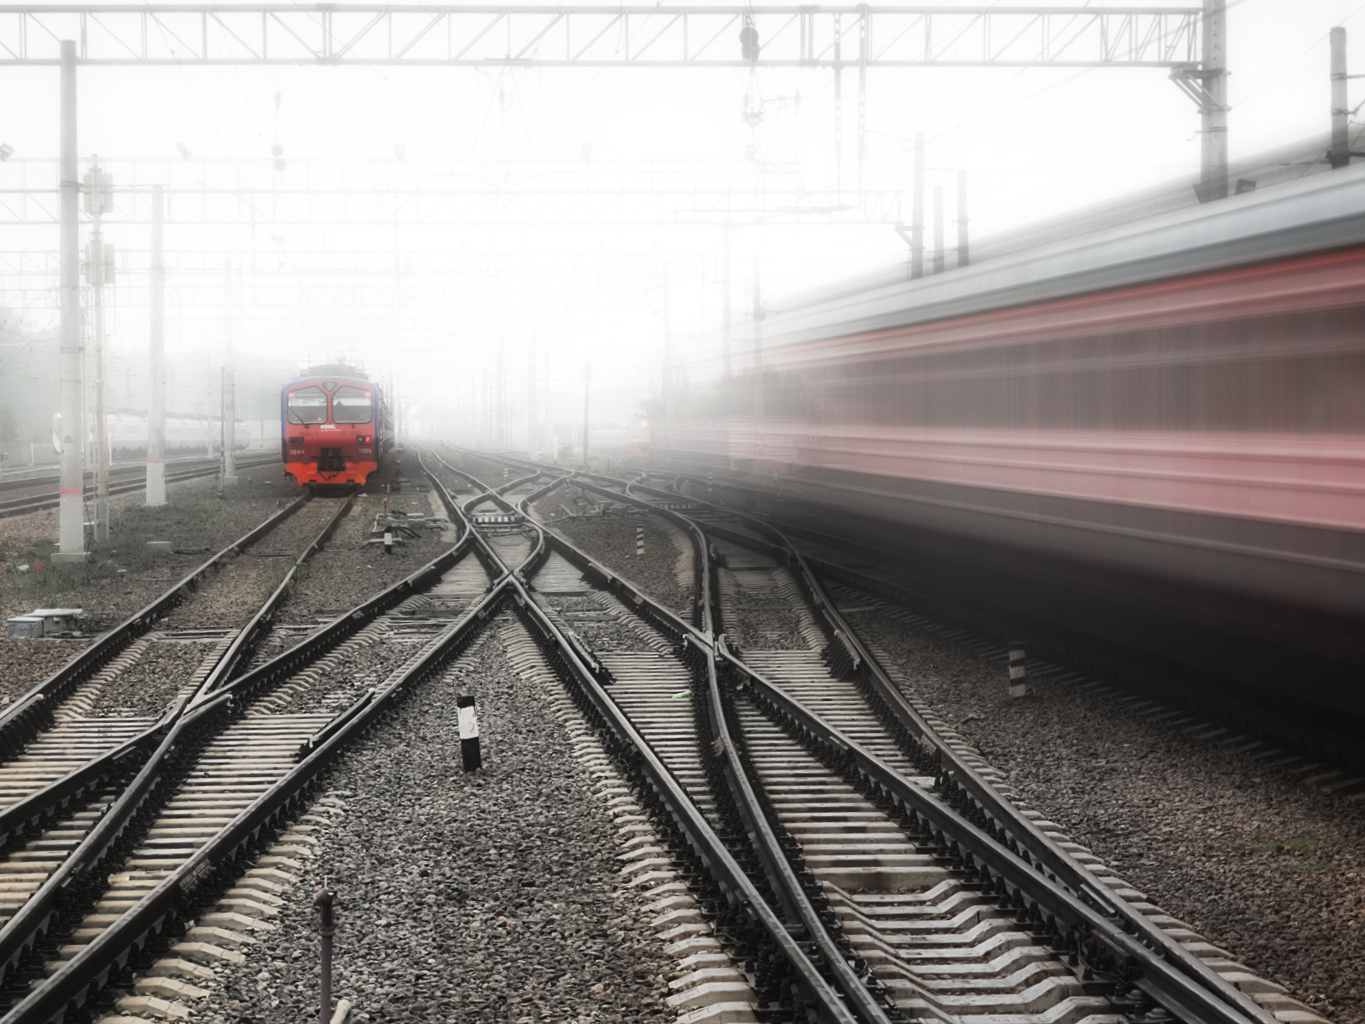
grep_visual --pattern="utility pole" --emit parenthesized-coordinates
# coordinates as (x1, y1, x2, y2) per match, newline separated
(932, 184, 945, 274)
(751, 257, 763, 373)
(496, 342, 506, 450)
(54, 40, 86, 564)
(222, 258, 238, 485)
(721, 225, 732, 378)
(147, 184, 166, 505)
(87, 155, 111, 543)
(1331, 27, 1351, 169)
(910, 132, 925, 279)
(833, 13, 843, 202)
(526, 336, 537, 460)
(956, 170, 969, 268)
(662, 265, 673, 422)
(581, 362, 591, 468)
(1201, 0, 1228, 202)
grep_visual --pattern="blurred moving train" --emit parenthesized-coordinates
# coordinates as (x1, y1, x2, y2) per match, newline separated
(109, 409, 250, 460)
(281, 366, 393, 486)
(655, 164, 1365, 731)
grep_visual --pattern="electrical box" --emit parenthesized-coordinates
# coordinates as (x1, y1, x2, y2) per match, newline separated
(6, 617, 44, 639)
(24, 608, 84, 636)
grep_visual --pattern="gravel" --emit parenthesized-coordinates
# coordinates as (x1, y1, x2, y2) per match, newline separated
(841, 600, 1365, 1024)
(283, 490, 448, 625)
(532, 494, 692, 621)
(0, 639, 85, 702)
(82, 640, 217, 716)
(192, 619, 679, 1024)
(0, 463, 297, 630)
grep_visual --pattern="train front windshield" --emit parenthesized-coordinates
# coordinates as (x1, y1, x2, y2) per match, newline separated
(287, 386, 329, 425)
(332, 385, 373, 424)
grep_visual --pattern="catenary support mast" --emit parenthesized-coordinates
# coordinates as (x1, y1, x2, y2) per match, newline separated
(147, 183, 165, 505)
(55, 39, 85, 563)
(222, 257, 237, 485)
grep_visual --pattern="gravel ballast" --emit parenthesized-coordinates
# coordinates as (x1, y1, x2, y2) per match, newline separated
(0, 463, 298, 630)
(842, 602, 1365, 1024)
(191, 619, 679, 1024)
(283, 489, 446, 625)
(529, 493, 692, 620)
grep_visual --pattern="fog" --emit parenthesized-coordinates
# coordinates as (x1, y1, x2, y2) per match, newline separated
(1, 0, 1362, 457)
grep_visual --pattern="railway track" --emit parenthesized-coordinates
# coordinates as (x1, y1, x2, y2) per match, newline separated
(0, 453, 281, 520)
(430, 447, 1304, 1024)
(0, 474, 506, 1021)
(0, 442, 1326, 1023)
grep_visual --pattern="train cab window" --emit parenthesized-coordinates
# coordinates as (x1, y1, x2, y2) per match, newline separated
(332, 384, 373, 424)
(286, 386, 329, 425)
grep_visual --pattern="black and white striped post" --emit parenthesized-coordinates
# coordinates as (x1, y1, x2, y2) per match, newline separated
(635, 523, 645, 558)
(457, 695, 481, 771)
(1008, 644, 1027, 699)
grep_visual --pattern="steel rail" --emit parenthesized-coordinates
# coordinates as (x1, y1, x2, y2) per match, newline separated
(537, 470, 900, 1022)
(0, 453, 282, 519)
(489, 456, 1280, 1024)
(0, 491, 311, 765)
(422, 453, 865, 1024)
(640, 470, 1281, 1024)
(0, 494, 354, 995)
(451, 451, 1280, 1024)
(468, 460, 905, 1023)
(1, 537, 498, 1024)
(0, 470, 500, 1020)
(0, 453, 268, 497)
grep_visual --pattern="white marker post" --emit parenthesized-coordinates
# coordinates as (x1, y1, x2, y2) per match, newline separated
(1008, 645, 1027, 699)
(457, 695, 481, 771)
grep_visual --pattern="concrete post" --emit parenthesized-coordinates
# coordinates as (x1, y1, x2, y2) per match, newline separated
(222, 258, 238, 485)
(1199, 0, 1228, 201)
(1331, 27, 1350, 169)
(910, 132, 925, 280)
(932, 184, 945, 274)
(55, 40, 87, 563)
(581, 362, 591, 467)
(721, 224, 732, 379)
(1008, 645, 1027, 699)
(662, 265, 672, 421)
(526, 336, 537, 461)
(956, 170, 969, 267)
(458, 694, 482, 771)
(147, 184, 166, 505)
(89, 156, 110, 543)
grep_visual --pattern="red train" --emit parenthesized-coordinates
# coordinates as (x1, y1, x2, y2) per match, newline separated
(281, 366, 394, 487)
(656, 164, 1365, 730)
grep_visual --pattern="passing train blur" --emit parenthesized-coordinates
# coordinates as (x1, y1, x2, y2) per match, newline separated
(281, 367, 394, 486)
(109, 409, 250, 459)
(654, 163, 1365, 730)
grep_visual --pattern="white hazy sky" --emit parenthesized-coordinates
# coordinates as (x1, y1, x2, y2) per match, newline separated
(3, 0, 1365, 435)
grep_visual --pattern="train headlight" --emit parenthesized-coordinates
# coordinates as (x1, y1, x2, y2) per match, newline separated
(357, 434, 371, 443)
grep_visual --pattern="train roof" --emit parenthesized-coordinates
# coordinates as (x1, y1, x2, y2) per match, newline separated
(767, 157, 1365, 349)
(283, 374, 381, 390)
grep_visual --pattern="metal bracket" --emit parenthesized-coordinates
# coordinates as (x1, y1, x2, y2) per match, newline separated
(1169, 64, 1225, 113)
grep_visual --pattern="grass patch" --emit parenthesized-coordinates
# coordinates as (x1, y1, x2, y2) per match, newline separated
(1252, 836, 1318, 854)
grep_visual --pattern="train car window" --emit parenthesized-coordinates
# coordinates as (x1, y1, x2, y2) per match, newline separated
(332, 384, 373, 424)
(286, 385, 329, 424)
